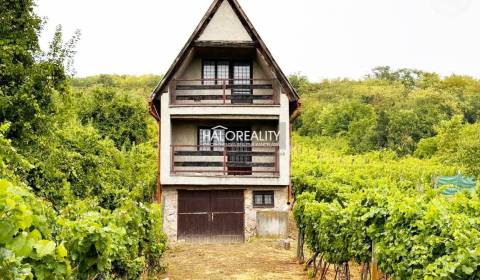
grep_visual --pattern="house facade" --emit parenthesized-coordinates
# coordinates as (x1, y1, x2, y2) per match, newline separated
(149, 0, 300, 242)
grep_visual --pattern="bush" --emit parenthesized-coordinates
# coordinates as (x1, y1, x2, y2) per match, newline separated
(0, 179, 71, 279)
(57, 201, 166, 279)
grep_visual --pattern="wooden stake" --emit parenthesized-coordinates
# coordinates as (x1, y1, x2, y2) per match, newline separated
(297, 229, 305, 263)
(371, 242, 379, 280)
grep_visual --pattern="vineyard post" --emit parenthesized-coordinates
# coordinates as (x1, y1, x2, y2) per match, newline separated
(371, 242, 379, 280)
(297, 228, 305, 263)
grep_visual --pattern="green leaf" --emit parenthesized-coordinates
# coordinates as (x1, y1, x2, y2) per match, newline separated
(0, 179, 11, 192)
(29, 229, 42, 241)
(0, 221, 17, 244)
(34, 240, 56, 257)
(17, 212, 33, 230)
(56, 243, 68, 258)
(9, 232, 33, 257)
(462, 265, 474, 275)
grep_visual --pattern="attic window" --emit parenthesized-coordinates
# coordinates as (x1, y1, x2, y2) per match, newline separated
(202, 60, 216, 85)
(202, 60, 230, 85)
(217, 61, 229, 83)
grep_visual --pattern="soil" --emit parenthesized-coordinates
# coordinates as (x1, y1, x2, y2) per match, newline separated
(150, 213, 363, 280)
(155, 239, 308, 280)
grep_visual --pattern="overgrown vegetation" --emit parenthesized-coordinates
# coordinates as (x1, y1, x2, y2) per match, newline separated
(0, 1, 165, 278)
(3, 0, 479, 279)
(291, 69, 480, 279)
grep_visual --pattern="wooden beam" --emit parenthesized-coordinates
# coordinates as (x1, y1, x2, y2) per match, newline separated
(175, 94, 274, 101)
(174, 162, 275, 168)
(174, 151, 276, 156)
(176, 84, 273, 90)
(170, 115, 280, 120)
(194, 40, 256, 48)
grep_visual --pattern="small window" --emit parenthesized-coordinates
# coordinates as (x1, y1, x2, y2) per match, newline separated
(211, 128, 225, 151)
(217, 61, 230, 84)
(253, 191, 274, 208)
(202, 60, 216, 85)
(198, 128, 212, 151)
(202, 60, 232, 85)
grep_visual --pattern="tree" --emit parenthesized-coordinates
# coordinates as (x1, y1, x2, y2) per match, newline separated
(77, 87, 149, 149)
(370, 66, 431, 90)
(0, 0, 79, 143)
(289, 73, 318, 95)
(417, 116, 480, 177)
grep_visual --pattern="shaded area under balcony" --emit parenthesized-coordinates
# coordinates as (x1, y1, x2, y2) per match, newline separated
(171, 144, 280, 177)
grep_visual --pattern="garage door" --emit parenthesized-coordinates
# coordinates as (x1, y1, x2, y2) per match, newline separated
(178, 190, 244, 243)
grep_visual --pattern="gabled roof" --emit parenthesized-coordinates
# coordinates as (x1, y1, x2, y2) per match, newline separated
(150, 0, 299, 103)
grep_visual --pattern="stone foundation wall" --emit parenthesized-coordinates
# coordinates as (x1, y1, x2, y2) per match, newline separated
(161, 188, 178, 241)
(161, 186, 289, 242)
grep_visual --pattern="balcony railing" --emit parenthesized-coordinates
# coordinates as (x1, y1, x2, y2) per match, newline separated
(171, 145, 280, 177)
(170, 78, 280, 106)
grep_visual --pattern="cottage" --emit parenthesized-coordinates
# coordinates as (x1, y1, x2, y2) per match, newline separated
(149, 0, 300, 242)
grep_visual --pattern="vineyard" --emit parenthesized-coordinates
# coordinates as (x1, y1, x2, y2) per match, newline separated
(2, 0, 480, 278)
(291, 69, 480, 280)
(292, 135, 479, 279)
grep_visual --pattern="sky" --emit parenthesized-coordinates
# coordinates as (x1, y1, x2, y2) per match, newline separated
(36, 0, 480, 81)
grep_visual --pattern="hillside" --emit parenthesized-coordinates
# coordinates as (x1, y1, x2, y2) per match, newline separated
(290, 68, 480, 279)
(3, 67, 480, 278)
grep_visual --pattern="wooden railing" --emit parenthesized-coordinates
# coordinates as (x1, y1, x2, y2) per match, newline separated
(170, 78, 280, 105)
(171, 145, 280, 176)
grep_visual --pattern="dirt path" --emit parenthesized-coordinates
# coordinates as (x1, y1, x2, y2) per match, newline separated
(156, 239, 308, 280)
(152, 214, 362, 280)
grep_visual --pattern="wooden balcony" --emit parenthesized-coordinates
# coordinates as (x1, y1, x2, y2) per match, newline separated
(171, 145, 280, 177)
(170, 78, 280, 106)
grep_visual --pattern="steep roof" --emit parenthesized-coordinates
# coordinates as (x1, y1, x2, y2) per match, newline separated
(150, 0, 299, 103)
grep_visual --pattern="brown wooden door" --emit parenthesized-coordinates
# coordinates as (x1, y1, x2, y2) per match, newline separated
(178, 190, 244, 243)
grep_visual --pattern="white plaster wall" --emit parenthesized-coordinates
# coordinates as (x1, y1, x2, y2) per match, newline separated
(277, 93, 290, 185)
(198, 0, 252, 42)
(172, 49, 195, 80)
(171, 122, 196, 145)
(178, 58, 201, 82)
(160, 92, 171, 184)
(253, 60, 269, 79)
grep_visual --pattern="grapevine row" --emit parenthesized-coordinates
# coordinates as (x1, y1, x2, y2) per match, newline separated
(292, 135, 480, 279)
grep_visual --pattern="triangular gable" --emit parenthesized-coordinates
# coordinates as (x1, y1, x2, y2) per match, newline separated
(198, 0, 252, 42)
(150, 0, 299, 105)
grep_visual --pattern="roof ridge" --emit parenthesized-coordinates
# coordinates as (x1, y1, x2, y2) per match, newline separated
(150, 0, 299, 102)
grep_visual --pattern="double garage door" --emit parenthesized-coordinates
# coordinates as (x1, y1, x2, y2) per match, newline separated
(178, 190, 244, 243)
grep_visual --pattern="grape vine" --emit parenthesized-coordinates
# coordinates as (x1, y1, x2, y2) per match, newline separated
(293, 135, 480, 279)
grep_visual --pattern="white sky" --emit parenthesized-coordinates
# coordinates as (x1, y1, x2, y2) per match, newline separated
(37, 0, 479, 81)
